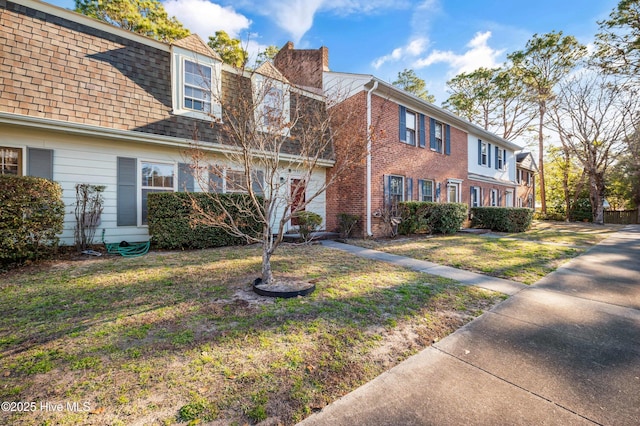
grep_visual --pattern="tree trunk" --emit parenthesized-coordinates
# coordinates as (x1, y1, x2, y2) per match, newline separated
(590, 171, 606, 225)
(562, 148, 571, 221)
(538, 105, 547, 214)
(261, 244, 274, 286)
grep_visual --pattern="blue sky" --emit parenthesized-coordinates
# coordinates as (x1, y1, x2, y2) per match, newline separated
(49, 0, 619, 104)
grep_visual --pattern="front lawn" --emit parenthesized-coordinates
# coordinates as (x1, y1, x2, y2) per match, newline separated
(0, 244, 503, 425)
(349, 222, 623, 284)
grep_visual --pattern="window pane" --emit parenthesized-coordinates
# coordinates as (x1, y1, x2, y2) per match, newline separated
(142, 162, 174, 188)
(406, 111, 416, 130)
(1, 147, 21, 175)
(226, 170, 248, 193)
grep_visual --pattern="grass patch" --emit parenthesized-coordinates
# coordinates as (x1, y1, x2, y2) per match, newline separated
(351, 222, 622, 284)
(0, 244, 502, 425)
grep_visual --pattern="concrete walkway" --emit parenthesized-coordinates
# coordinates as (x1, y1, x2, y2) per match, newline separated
(301, 226, 640, 425)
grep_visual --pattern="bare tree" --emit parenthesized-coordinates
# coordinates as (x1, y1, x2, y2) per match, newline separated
(187, 63, 369, 286)
(549, 73, 638, 224)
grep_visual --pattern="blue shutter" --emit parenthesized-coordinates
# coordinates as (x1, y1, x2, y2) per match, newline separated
(495, 146, 499, 170)
(252, 170, 264, 196)
(178, 163, 194, 192)
(477, 140, 482, 165)
(384, 175, 391, 206)
(470, 186, 475, 207)
(429, 117, 436, 150)
(117, 157, 137, 226)
(399, 105, 406, 142)
(419, 114, 426, 148)
(27, 148, 54, 180)
(435, 182, 441, 202)
(445, 125, 451, 155)
(417, 179, 424, 201)
(406, 178, 413, 201)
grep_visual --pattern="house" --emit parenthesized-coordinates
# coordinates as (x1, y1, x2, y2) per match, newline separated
(0, 0, 331, 245)
(515, 152, 538, 208)
(274, 43, 523, 237)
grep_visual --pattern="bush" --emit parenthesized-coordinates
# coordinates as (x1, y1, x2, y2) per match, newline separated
(470, 207, 534, 233)
(337, 213, 359, 238)
(0, 175, 65, 268)
(398, 202, 468, 235)
(293, 211, 323, 243)
(147, 192, 262, 249)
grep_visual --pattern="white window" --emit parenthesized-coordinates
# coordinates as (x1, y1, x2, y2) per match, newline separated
(1, 147, 22, 175)
(471, 187, 481, 207)
(490, 189, 498, 206)
(405, 110, 416, 146)
(419, 179, 434, 202)
(172, 47, 222, 120)
(253, 75, 290, 134)
(497, 148, 506, 170)
(141, 161, 175, 225)
(225, 169, 247, 193)
(434, 121, 444, 153)
(447, 181, 461, 203)
(480, 141, 488, 166)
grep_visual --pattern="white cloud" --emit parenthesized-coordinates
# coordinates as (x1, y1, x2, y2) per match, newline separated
(372, 37, 428, 69)
(269, 0, 324, 43)
(413, 31, 504, 75)
(163, 0, 251, 39)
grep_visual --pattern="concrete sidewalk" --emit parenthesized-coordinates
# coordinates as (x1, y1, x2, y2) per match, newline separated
(302, 226, 640, 425)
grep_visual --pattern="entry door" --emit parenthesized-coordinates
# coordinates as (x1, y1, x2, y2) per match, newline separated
(290, 178, 306, 226)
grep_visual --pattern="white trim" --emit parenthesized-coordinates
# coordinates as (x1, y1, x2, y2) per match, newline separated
(138, 159, 177, 226)
(0, 112, 335, 168)
(251, 74, 291, 136)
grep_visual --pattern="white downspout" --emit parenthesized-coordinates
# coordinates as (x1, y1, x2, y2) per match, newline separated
(366, 80, 378, 237)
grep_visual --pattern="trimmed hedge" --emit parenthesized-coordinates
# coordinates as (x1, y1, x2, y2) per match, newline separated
(0, 175, 65, 268)
(398, 202, 468, 235)
(470, 207, 534, 233)
(147, 192, 262, 249)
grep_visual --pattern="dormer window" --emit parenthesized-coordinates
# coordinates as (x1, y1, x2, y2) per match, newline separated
(252, 74, 290, 134)
(172, 45, 222, 120)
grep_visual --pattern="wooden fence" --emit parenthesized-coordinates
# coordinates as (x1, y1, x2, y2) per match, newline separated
(604, 209, 639, 224)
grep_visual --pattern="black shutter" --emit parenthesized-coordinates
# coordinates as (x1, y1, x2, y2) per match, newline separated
(429, 117, 436, 150)
(27, 148, 53, 180)
(445, 125, 451, 155)
(117, 157, 137, 226)
(488, 144, 492, 168)
(495, 146, 499, 170)
(419, 114, 426, 148)
(478, 140, 482, 165)
(178, 163, 194, 192)
(406, 178, 413, 202)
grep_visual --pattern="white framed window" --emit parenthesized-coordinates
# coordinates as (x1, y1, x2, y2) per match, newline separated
(405, 110, 416, 146)
(172, 47, 222, 120)
(252, 74, 290, 135)
(419, 179, 434, 202)
(471, 186, 481, 207)
(480, 141, 488, 166)
(497, 148, 506, 170)
(433, 121, 444, 153)
(140, 161, 175, 225)
(1, 147, 22, 175)
(225, 169, 247, 193)
(490, 189, 498, 206)
(388, 175, 404, 206)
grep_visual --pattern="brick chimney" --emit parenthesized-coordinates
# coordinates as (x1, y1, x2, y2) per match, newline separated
(273, 42, 329, 90)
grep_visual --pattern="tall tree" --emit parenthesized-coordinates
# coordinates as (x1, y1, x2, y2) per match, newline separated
(443, 66, 534, 141)
(392, 69, 436, 103)
(508, 31, 587, 214)
(255, 45, 280, 67)
(74, 0, 189, 42)
(594, 0, 640, 77)
(207, 30, 248, 68)
(549, 74, 638, 224)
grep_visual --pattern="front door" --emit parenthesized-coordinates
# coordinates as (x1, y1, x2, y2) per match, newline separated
(290, 178, 306, 226)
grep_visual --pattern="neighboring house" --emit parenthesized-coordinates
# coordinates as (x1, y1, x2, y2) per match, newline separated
(467, 132, 522, 209)
(274, 43, 523, 237)
(515, 152, 538, 208)
(1, 0, 330, 245)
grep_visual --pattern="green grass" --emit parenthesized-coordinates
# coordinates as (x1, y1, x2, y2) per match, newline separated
(350, 222, 622, 284)
(0, 244, 502, 425)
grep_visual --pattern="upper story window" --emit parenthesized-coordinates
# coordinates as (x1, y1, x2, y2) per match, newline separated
(184, 60, 212, 112)
(405, 110, 416, 145)
(1, 147, 22, 175)
(429, 118, 450, 154)
(480, 140, 489, 166)
(433, 121, 444, 152)
(252, 75, 290, 134)
(172, 46, 222, 120)
(496, 147, 506, 170)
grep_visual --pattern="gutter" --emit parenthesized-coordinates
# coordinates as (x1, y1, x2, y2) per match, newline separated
(366, 80, 378, 237)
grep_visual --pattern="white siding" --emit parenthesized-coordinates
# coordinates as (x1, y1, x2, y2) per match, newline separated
(467, 134, 516, 183)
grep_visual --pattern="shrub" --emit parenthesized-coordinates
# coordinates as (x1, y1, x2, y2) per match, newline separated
(147, 192, 262, 249)
(470, 207, 534, 233)
(293, 211, 323, 243)
(337, 213, 359, 238)
(398, 202, 468, 235)
(0, 175, 65, 268)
